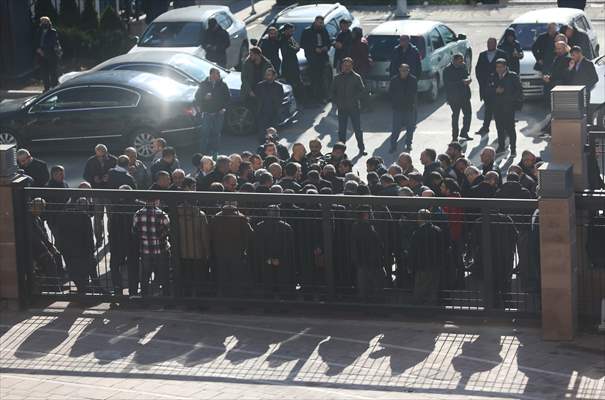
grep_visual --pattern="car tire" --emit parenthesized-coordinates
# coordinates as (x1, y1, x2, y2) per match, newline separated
(129, 127, 157, 160)
(0, 129, 19, 146)
(236, 41, 249, 72)
(226, 103, 255, 136)
(424, 75, 439, 102)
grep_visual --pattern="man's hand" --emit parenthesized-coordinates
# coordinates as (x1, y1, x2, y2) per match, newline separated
(464, 78, 472, 86)
(568, 59, 576, 70)
(334, 42, 342, 49)
(36, 48, 44, 57)
(495, 86, 504, 94)
(543, 75, 551, 83)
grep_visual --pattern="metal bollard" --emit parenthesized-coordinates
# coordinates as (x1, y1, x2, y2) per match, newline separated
(599, 298, 605, 333)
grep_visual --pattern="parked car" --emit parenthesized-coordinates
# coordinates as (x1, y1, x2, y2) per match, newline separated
(366, 20, 472, 101)
(504, 7, 600, 98)
(590, 55, 605, 128)
(0, 71, 204, 158)
(58, 51, 298, 137)
(129, 5, 249, 70)
(261, 3, 361, 87)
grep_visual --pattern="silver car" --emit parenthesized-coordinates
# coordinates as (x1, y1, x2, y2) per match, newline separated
(366, 20, 472, 102)
(129, 5, 249, 70)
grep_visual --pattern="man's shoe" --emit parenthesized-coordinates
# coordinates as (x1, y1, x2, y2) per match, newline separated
(358, 150, 367, 156)
(510, 150, 517, 157)
(475, 127, 489, 135)
(460, 135, 473, 141)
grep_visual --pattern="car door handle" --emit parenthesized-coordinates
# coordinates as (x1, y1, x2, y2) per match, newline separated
(233, 34, 239, 39)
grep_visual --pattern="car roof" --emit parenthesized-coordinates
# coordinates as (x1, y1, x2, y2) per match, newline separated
(153, 5, 229, 23)
(62, 70, 195, 99)
(369, 20, 440, 36)
(275, 3, 344, 22)
(92, 51, 227, 72)
(511, 7, 584, 24)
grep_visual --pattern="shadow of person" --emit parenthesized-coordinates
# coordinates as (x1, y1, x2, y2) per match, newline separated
(14, 303, 81, 360)
(452, 332, 503, 392)
(182, 324, 231, 367)
(368, 329, 439, 377)
(265, 328, 326, 370)
(133, 320, 199, 367)
(224, 328, 284, 365)
(317, 330, 378, 377)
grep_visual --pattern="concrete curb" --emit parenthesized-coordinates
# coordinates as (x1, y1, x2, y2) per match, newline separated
(0, 90, 42, 100)
(243, 6, 273, 25)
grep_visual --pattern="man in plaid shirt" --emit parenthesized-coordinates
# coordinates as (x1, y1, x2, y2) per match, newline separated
(132, 199, 171, 296)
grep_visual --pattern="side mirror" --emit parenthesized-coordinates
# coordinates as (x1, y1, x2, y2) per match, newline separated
(132, 35, 140, 43)
(457, 33, 466, 41)
(250, 39, 258, 46)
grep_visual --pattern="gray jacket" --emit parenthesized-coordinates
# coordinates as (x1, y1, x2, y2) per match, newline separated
(330, 71, 365, 111)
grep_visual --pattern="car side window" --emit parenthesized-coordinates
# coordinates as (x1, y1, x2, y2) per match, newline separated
(577, 16, 590, 31)
(30, 86, 139, 112)
(86, 87, 140, 108)
(215, 13, 233, 30)
(429, 28, 444, 50)
(30, 87, 90, 112)
(437, 25, 456, 44)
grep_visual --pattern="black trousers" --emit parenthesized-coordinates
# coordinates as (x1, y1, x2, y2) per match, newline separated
(308, 58, 328, 101)
(39, 56, 58, 91)
(337, 107, 364, 151)
(449, 98, 471, 140)
(481, 98, 495, 129)
(494, 108, 517, 151)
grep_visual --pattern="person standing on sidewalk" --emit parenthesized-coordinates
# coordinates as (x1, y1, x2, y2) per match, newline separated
(301, 16, 331, 104)
(491, 59, 523, 156)
(388, 63, 417, 153)
(259, 26, 282, 74)
(498, 28, 523, 74)
(334, 19, 353, 70)
(280, 23, 302, 100)
(255, 68, 284, 143)
(475, 38, 508, 136)
(389, 35, 421, 79)
(195, 68, 230, 157)
(331, 58, 366, 156)
(201, 18, 230, 67)
(35, 16, 60, 91)
(444, 54, 473, 142)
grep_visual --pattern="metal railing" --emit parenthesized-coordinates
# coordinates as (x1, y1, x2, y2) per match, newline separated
(16, 187, 540, 316)
(588, 128, 605, 190)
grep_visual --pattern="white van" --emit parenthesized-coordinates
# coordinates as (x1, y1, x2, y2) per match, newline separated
(505, 8, 599, 98)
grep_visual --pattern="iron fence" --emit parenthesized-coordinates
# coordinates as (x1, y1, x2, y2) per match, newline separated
(588, 128, 605, 190)
(16, 187, 540, 315)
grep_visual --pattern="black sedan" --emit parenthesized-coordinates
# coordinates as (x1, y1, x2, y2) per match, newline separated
(0, 70, 200, 158)
(59, 51, 299, 136)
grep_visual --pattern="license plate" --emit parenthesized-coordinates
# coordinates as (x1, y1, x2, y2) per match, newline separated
(522, 81, 531, 88)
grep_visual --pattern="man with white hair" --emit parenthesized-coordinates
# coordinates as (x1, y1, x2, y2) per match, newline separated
(480, 146, 502, 185)
(16, 148, 49, 187)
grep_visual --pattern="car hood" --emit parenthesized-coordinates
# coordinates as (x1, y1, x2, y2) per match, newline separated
(129, 45, 206, 58)
(0, 98, 28, 115)
(519, 52, 540, 77)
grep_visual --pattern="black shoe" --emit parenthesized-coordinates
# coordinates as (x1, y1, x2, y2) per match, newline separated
(510, 150, 517, 157)
(460, 135, 473, 141)
(475, 127, 489, 135)
(496, 147, 507, 154)
(358, 150, 367, 156)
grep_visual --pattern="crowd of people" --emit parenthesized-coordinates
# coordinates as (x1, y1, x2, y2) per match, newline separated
(19, 128, 550, 305)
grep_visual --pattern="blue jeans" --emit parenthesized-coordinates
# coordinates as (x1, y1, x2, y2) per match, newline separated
(200, 111, 225, 156)
(337, 107, 364, 150)
(390, 109, 416, 147)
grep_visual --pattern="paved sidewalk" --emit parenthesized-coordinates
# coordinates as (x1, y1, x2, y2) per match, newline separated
(1, 303, 604, 399)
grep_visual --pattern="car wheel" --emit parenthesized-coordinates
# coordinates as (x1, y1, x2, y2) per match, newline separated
(425, 75, 439, 102)
(130, 128, 157, 160)
(0, 129, 18, 146)
(226, 104, 255, 136)
(236, 41, 249, 72)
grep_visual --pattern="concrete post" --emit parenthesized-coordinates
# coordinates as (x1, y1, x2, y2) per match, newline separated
(394, 0, 409, 18)
(0, 144, 19, 307)
(538, 163, 577, 340)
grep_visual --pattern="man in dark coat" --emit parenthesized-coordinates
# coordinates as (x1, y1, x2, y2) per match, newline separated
(300, 16, 331, 103)
(498, 28, 524, 74)
(568, 45, 599, 98)
(279, 23, 302, 100)
(201, 18, 230, 67)
(389, 63, 417, 153)
(331, 58, 367, 156)
(444, 54, 473, 142)
(255, 68, 284, 141)
(196, 67, 231, 156)
(531, 23, 558, 74)
(491, 59, 523, 156)
(389, 34, 421, 78)
(420, 148, 443, 186)
(210, 204, 254, 295)
(562, 24, 594, 59)
(107, 155, 137, 189)
(197, 155, 230, 191)
(351, 206, 386, 300)
(150, 147, 181, 180)
(259, 26, 282, 74)
(543, 41, 571, 94)
(334, 19, 353, 69)
(35, 16, 59, 91)
(475, 38, 508, 136)
(16, 149, 49, 187)
(408, 209, 448, 305)
(255, 206, 295, 296)
(83, 144, 117, 189)
(279, 162, 302, 192)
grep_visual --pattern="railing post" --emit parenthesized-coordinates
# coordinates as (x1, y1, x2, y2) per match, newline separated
(481, 207, 494, 310)
(538, 163, 577, 340)
(0, 144, 21, 308)
(322, 203, 335, 300)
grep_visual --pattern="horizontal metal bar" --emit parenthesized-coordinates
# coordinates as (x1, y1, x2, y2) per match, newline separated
(24, 187, 539, 210)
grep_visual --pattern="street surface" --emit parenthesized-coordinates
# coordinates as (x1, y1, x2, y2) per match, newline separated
(24, 2, 604, 186)
(1, 303, 604, 400)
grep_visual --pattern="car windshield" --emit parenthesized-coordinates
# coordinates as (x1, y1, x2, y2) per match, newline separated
(139, 22, 204, 47)
(170, 54, 228, 82)
(507, 23, 556, 50)
(367, 35, 426, 62)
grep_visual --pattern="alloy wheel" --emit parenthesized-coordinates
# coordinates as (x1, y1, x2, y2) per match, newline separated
(0, 131, 17, 145)
(133, 131, 155, 159)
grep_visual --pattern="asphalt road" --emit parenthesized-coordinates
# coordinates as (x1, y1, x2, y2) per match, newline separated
(28, 4, 605, 186)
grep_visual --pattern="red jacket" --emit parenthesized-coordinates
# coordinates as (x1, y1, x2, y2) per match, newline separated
(351, 38, 371, 77)
(443, 193, 464, 242)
